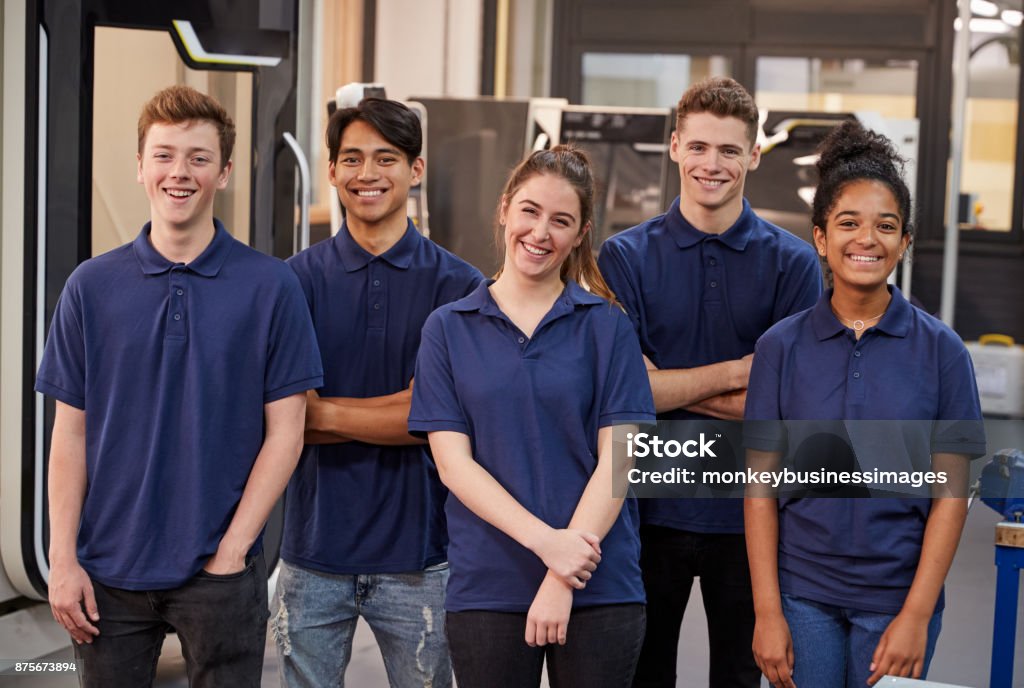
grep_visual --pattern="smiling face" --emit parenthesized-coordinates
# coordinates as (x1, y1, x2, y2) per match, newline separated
(137, 120, 231, 234)
(814, 179, 910, 295)
(329, 119, 423, 236)
(671, 112, 760, 226)
(499, 173, 588, 285)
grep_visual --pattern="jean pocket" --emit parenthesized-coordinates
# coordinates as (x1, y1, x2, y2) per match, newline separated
(196, 555, 257, 581)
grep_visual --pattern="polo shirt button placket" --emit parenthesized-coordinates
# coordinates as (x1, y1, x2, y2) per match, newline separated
(368, 264, 386, 328)
(168, 266, 188, 338)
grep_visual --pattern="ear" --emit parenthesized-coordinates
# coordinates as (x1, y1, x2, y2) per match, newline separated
(747, 142, 762, 172)
(813, 226, 827, 257)
(900, 232, 911, 254)
(498, 195, 510, 226)
(411, 157, 425, 187)
(669, 130, 680, 163)
(216, 160, 233, 190)
(327, 160, 339, 188)
(137, 153, 144, 184)
(574, 221, 592, 248)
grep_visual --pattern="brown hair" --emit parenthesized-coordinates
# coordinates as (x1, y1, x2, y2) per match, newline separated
(494, 145, 617, 304)
(137, 85, 236, 169)
(675, 77, 759, 147)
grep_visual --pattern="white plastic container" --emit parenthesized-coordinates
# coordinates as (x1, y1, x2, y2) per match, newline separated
(966, 334, 1024, 417)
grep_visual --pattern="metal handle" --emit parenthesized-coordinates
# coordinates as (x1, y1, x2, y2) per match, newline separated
(282, 132, 311, 253)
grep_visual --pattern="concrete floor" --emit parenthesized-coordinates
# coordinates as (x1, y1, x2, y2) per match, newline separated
(1, 501, 1019, 687)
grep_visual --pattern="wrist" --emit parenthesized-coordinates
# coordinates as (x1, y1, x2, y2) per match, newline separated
(524, 523, 554, 556)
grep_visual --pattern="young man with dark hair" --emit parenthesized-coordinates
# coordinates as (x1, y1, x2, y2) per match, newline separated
(273, 98, 483, 688)
(38, 85, 323, 687)
(598, 77, 822, 687)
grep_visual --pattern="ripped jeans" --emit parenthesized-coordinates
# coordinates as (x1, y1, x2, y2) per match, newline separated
(271, 559, 451, 688)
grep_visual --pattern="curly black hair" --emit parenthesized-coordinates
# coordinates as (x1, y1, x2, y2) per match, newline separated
(812, 120, 912, 236)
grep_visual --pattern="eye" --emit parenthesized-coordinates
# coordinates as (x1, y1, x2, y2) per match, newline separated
(521, 206, 538, 215)
(689, 144, 704, 153)
(555, 218, 571, 227)
(154, 152, 172, 161)
(191, 156, 210, 165)
(340, 156, 360, 165)
(378, 156, 398, 165)
(878, 222, 899, 232)
(723, 148, 740, 157)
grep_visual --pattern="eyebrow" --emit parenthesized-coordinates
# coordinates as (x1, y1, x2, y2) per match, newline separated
(519, 198, 578, 223)
(338, 146, 403, 156)
(835, 210, 901, 221)
(151, 144, 216, 155)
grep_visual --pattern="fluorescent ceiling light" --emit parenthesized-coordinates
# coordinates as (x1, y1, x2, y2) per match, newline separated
(969, 17, 1011, 33)
(971, 0, 999, 17)
(1003, 9, 1023, 27)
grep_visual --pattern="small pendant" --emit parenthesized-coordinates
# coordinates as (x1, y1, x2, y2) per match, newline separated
(853, 320, 865, 331)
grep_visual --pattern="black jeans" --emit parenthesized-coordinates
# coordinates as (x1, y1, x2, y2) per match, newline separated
(74, 554, 269, 688)
(632, 526, 760, 688)
(446, 604, 645, 688)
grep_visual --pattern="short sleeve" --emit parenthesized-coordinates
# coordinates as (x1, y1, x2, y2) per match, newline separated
(772, 244, 823, 322)
(264, 271, 324, 402)
(597, 240, 643, 337)
(35, 281, 87, 409)
(408, 311, 470, 437)
(597, 310, 656, 427)
(931, 345, 986, 456)
(743, 333, 787, 451)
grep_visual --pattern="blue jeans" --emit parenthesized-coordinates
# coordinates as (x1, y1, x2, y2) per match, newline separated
(271, 560, 451, 688)
(74, 553, 269, 688)
(781, 593, 942, 688)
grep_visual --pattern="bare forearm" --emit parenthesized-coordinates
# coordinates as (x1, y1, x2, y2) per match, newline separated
(648, 358, 748, 413)
(745, 496, 783, 616)
(218, 394, 305, 558)
(901, 497, 967, 618)
(307, 388, 423, 446)
(47, 403, 87, 564)
(567, 426, 628, 540)
(684, 389, 747, 420)
(430, 432, 553, 551)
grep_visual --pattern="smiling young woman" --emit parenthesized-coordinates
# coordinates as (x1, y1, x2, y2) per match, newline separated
(743, 121, 985, 688)
(409, 146, 655, 688)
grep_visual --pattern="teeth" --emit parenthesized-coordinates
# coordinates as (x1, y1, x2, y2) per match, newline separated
(522, 242, 550, 256)
(356, 190, 383, 197)
(167, 189, 194, 198)
(697, 178, 724, 187)
(850, 255, 881, 262)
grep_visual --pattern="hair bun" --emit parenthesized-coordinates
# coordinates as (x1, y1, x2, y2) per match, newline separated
(816, 120, 903, 177)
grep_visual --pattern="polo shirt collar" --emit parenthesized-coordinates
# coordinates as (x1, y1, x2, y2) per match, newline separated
(133, 219, 234, 277)
(811, 285, 912, 341)
(665, 197, 756, 251)
(453, 279, 605, 320)
(332, 219, 419, 272)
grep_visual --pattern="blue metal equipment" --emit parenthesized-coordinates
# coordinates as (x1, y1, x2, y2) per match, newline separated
(979, 448, 1024, 688)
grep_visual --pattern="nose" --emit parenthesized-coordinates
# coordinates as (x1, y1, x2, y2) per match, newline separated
(169, 156, 191, 179)
(358, 158, 379, 180)
(854, 224, 878, 245)
(530, 219, 550, 242)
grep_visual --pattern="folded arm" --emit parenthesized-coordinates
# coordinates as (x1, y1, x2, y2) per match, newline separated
(644, 354, 752, 420)
(304, 385, 425, 446)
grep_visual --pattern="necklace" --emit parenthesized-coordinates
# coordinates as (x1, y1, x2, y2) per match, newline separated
(831, 307, 886, 331)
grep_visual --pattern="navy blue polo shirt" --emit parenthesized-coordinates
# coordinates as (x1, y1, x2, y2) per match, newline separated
(744, 287, 985, 614)
(35, 221, 323, 590)
(282, 220, 483, 574)
(408, 280, 656, 612)
(598, 197, 822, 532)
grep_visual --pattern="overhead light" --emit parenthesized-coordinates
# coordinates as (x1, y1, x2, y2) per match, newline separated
(1003, 9, 1023, 27)
(971, 0, 999, 17)
(970, 17, 1011, 33)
